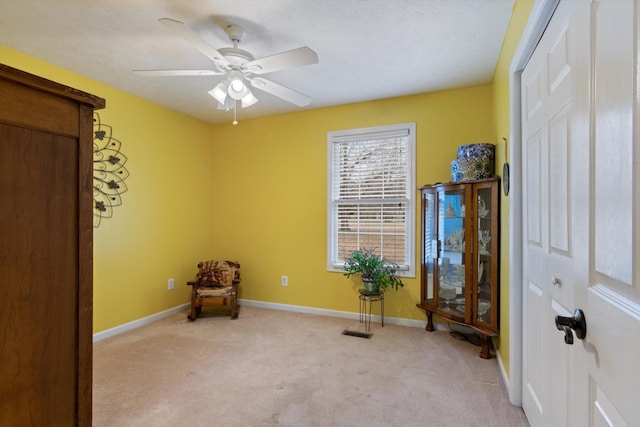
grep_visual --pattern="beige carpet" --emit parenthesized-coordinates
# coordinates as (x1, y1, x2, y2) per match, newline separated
(93, 305, 528, 427)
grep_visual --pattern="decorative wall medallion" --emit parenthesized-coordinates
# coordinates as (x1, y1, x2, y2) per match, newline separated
(93, 113, 129, 227)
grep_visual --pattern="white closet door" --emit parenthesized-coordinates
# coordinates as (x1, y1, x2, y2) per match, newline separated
(521, 1, 640, 426)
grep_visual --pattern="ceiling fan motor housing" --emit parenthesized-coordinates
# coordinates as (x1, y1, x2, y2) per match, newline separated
(224, 24, 246, 43)
(218, 47, 255, 70)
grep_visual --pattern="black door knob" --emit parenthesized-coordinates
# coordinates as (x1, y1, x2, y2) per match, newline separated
(555, 309, 587, 345)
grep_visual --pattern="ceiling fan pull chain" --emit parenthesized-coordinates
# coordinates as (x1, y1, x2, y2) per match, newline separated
(233, 100, 238, 125)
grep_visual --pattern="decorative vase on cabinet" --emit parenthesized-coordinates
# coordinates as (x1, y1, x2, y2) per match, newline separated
(417, 176, 499, 359)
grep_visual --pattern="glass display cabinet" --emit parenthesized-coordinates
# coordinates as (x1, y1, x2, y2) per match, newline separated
(418, 176, 499, 358)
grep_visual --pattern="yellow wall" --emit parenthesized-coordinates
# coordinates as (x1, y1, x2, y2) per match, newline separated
(492, 0, 535, 377)
(207, 86, 495, 320)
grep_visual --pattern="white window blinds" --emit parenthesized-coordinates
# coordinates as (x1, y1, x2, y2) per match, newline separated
(327, 123, 415, 274)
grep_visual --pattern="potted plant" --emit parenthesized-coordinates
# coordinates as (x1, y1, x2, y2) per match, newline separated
(342, 247, 405, 293)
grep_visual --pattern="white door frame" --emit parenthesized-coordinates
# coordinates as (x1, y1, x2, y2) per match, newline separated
(506, 0, 559, 406)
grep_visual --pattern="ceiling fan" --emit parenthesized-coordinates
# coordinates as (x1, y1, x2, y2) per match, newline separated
(134, 18, 319, 116)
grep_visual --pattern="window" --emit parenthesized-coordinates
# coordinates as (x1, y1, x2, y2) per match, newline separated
(327, 122, 416, 276)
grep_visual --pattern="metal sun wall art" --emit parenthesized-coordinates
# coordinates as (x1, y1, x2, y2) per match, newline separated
(93, 113, 129, 227)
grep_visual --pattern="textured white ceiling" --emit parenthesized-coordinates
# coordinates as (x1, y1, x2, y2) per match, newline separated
(0, 0, 515, 124)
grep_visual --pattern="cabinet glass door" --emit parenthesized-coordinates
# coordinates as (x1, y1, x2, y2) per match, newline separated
(475, 185, 494, 325)
(438, 188, 466, 318)
(421, 190, 435, 306)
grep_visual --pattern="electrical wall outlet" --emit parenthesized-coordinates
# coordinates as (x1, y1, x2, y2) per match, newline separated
(168, 278, 175, 290)
(281, 275, 288, 287)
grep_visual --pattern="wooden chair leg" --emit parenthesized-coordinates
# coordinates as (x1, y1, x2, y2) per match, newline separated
(188, 295, 198, 321)
(230, 293, 239, 319)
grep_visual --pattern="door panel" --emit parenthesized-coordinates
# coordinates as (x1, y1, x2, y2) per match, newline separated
(593, 1, 635, 285)
(523, 280, 544, 426)
(593, 0, 633, 286)
(522, 35, 546, 426)
(548, 107, 570, 254)
(525, 132, 543, 246)
(578, 0, 640, 425)
(549, 299, 570, 427)
(592, 382, 628, 427)
(584, 286, 640, 426)
(522, 1, 575, 424)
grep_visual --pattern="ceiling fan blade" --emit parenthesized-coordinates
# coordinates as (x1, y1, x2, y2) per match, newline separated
(158, 18, 230, 70)
(250, 77, 312, 107)
(246, 47, 318, 74)
(133, 69, 223, 77)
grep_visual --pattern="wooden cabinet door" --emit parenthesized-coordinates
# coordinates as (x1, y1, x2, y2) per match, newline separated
(0, 124, 80, 425)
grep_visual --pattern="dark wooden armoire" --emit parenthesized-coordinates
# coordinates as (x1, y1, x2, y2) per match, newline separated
(0, 64, 105, 426)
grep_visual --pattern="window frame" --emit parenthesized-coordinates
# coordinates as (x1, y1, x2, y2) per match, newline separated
(326, 122, 416, 277)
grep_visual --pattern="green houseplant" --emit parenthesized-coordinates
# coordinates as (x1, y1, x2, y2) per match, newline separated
(342, 247, 405, 293)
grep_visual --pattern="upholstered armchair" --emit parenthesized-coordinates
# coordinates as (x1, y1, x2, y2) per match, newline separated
(186, 260, 240, 320)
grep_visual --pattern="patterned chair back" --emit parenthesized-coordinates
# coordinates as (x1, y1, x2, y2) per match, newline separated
(197, 260, 240, 287)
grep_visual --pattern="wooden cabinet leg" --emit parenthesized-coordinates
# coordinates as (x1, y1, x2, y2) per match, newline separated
(478, 334, 492, 359)
(425, 310, 435, 332)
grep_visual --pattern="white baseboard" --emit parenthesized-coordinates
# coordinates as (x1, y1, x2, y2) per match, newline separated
(495, 346, 511, 397)
(239, 298, 428, 329)
(92, 299, 453, 343)
(93, 303, 190, 343)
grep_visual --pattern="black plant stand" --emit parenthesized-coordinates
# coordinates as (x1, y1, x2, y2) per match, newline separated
(359, 289, 384, 332)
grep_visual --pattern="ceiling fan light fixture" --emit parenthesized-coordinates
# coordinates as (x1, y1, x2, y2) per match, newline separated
(208, 81, 228, 104)
(227, 71, 249, 100)
(240, 91, 258, 108)
(230, 78, 244, 92)
(217, 97, 234, 111)
(228, 81, 248, 100)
